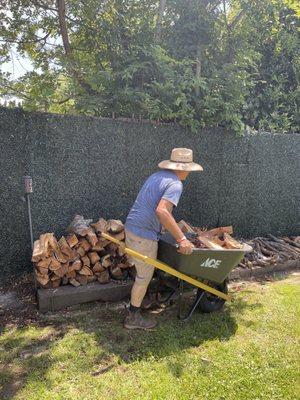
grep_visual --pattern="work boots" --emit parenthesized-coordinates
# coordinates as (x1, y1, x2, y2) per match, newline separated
(124, 309, 157, 330)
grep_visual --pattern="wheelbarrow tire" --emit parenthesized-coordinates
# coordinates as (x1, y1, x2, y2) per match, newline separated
(197, 280, 228, 313)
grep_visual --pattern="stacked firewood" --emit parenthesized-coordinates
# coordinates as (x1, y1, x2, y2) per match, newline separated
(238, 235, 300, 268)
(32, 215, 134, 289)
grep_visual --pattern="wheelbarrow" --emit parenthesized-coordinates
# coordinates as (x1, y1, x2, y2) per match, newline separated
(101, 232, 252, 321)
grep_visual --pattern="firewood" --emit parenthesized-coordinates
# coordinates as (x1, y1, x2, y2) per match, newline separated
(203, 226, 233, 237)
(48, 235, 68, 263)
(92, 240, 105, 252)
(78, 265, 93, 276)
(69, 278, 80, 287)
(76, 246, 86, 257)
(35, 265, 48, 275)
(66, 270, 76, 279)
(36, 258, 52, 269)
(117, 246, 126, 257)
(78, 238, 91, 252)
(66, 234, 79, 248)
(91, 218, 107, 234)
(109, 265, 124, 280)
(87, 275, 97, 283)
(101, 254, 112, 268)
(49, 256, 62, 271)
(76, 274, 88, 286)
(88, 252, 100, 265)
(54, 263, 69, 278)
(69, 259, 82, 272)
(62, 277, 69, 285)
(110, 231, 125, 241)
(117, 262, 129, 269)
(106, 242, 119, 254)
(106, 219, 124, 234)
(177, 220, 196, 234)
(93, 262, 105, 273)
(97, 269, 110, 284)
(81, 255, 90, 267)
(86, 228, 98, 247)
(58, 236, 78, 261)
(52, 279, 61, 288)
(35, 272, 49, 286)
(223, 233, 243, 249)
(281, 237, 300, 249)
(198, 237, 224, 250)
(67, 215, 92, 237)
(31, 233, 53, 262)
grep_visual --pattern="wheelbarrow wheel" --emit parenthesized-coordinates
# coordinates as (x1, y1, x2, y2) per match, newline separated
(197, 280, 228, 313)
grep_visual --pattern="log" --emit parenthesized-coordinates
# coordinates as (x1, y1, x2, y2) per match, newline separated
(62, 277, 69, 285)
(31, 233, 53, 262)
(66, 234, 79, 248)
(92, 262, 105, 273)
(69, 278, 80, 287)
(54, 263, 69, 278)
(65, 270, 76, 279)
(109, 265, 126, 280)
(87, 275, 97, 283)
(48, 235, 68, 263)
(69, 259, 82, 272)
(78, 238, 91, 252)
(35, 272, 49, 286)
(76, 274, 88, 286)
(86, 228, 98, 247)
(76, 247, 86, 257)
(36, 258, 52, 269)
(106, 219, 124, 234)
(101, 254, 112, 268)
(58, 236, 78, 261)
(106, 242, 119, 255)
(204, 226, 233, 236)
(88, 251, 100, 265)
(91, 218, 107, 234)
(52, 279, 61, 288)
(198, 237, 224, 250)
(78, 265, 93, 276)
(35, 265, 48, 275)
(67, 215, 92, 237)
(223, 233, 243, 249)
(49, 256, 62, 271)
(177, 220, 196, 234)
(97, 269, 110, 284)
(81, 255, 90, 267)
(110, 231, 125, 241)
(92, 241, 105, 252)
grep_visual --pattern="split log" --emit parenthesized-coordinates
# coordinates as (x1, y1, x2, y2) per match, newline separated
(177, 220, 196, 234)
(48, 235, 68, 263)
(87, 275, 97, 283)
(91, 218, 107, 234)
(76, 274, 88, 286)
(81, 255, 91, 267)
(35, 272, 49, 286)
(223, 233, 243, 249)
(86, 228, 98, 247)
(77, 238, 91, 252)
(65, 270, 76, 279)
(88, 252, 100, 265)
(49, 257, 62, 271)
(106, 219, 124, 234)
(78, 265, 93, 276)
(36, 265, 48, 275)
(66, 234, 79, 248)
(31, 233, 53, 262)
(101, 255, 112, 268)
(97, 269, 110, 284)
(106, 242, 119, 255)
(110, 231, 125, 241)
(92, 262, 105, 273)
(52, 279, 61, 288)
(69, 278, 80, 287)
(109, 265, 124, 280)
(69, 259, 82, 272)
(62, 277, 69, 285)
(36, 258, 52, 269)
(203, 226, 233, 236)
(76, 247, 86, 257)
(58, 236, 78, 261)
(54, 263, 69, 278)
(198, 237, 224, 250)
(67, 215, 92, 236)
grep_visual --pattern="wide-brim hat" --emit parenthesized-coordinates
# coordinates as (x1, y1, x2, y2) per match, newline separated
(158, 148, 203, 172)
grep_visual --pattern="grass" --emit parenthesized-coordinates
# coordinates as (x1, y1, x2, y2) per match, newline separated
(0, 274, 299, 400)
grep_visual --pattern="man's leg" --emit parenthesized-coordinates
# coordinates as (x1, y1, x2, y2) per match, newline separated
(124, 229, 158, 330)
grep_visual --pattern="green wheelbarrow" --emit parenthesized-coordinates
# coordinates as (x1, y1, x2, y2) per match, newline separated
(156, 232, 252, 321)
(101, 232, 252, 321)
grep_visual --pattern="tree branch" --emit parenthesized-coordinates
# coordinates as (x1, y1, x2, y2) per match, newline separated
(154, 0, 167, 43)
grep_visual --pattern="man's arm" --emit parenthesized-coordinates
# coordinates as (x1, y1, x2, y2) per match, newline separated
(156, 199, 194, 254)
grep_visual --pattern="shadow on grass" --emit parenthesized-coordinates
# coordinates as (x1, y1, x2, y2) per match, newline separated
(0, 292, 263, 398)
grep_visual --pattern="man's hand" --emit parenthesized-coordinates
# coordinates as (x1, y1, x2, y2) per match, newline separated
(178, 238, 194, 255)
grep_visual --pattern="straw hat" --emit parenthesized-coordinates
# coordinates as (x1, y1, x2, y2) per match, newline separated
(158, 148, 203, 172)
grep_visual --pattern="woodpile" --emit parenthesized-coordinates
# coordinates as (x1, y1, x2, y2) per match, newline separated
(32, 215, 134, 289)
(238, 235, 300, 268)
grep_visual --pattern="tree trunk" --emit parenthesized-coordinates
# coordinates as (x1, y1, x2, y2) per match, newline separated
(154, 0, 167, 43)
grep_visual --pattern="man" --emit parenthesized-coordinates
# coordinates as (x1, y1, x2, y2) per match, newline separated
(124, 148, 203, 330)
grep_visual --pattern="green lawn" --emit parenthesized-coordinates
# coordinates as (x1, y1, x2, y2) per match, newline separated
(1, 274, 299, 400)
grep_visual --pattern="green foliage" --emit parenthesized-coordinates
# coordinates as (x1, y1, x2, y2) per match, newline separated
(0, 0, 299, 133)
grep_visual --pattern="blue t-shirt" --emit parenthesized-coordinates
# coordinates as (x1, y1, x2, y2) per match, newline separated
(125, 170, 183, 240)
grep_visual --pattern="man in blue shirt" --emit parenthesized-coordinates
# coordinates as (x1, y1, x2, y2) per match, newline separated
(124, 148, 203, 330)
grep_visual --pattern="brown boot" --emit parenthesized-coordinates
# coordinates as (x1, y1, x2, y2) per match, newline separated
(124, 310, 157, 330)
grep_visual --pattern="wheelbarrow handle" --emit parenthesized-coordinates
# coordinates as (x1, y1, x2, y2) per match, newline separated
(101, 232, 231, 302)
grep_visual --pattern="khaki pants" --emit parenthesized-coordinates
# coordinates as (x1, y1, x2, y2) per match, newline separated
(125, 229, 158, 307)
